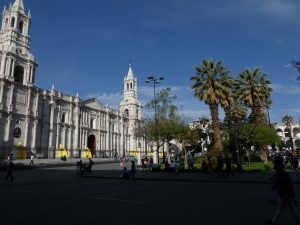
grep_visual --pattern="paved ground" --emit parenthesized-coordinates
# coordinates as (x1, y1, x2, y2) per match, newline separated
(0, 162, 299, 225)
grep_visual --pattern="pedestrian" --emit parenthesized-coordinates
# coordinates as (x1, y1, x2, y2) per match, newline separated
(267, 156, 300, 225)
(29, 153, 35, 168)
(187, 154, 194, 172)
(201, 159, 208, 173)
(130, 160, 136, 179)
(225, 156, 233, 177)
(216, 156, 225, 178)
(5, 161, 14, 181)
(86, 158, 94, 173)
(76, 159, 83, 175)
(207, 156, 213, 174)
(149, 157, 153, 171)
(120, 166, 130, 179)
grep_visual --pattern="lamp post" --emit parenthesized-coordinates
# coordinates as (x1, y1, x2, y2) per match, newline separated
(145, 76, 164, 165)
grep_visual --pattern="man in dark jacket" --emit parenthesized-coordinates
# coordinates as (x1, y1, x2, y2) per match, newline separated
(267, 156, 300, 225)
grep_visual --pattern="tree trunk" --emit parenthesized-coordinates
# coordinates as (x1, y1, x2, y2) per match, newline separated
(252, 104, 261, 126)
(209, 103, 223, 152)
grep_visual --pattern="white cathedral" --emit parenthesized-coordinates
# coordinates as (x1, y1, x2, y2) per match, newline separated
(0, 0, 144, 159)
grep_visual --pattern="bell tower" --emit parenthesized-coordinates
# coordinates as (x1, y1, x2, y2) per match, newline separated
(120, 65, 142, 154)
(0, 0, 37, 86)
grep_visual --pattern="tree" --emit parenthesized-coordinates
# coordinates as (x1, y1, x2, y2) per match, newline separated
(191, 59, 230, 152)
(145, 87, 184, 161)
(282, 115, 294, 128)
(282, 115, 294, 147)
(236, 68, 272, 126)
(237, 124, 282, 160)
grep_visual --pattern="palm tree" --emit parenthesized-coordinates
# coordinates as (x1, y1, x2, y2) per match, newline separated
(236, 68, 272, 126)
(282, 115, 294, 147)
(191, 59, 230, 152)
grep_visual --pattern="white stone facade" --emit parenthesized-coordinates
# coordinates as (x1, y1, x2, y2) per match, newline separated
(275, 124, 300, 149)
(0, 0, 143, 158)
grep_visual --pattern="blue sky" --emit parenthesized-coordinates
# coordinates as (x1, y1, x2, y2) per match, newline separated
(2, 0, 300, 123)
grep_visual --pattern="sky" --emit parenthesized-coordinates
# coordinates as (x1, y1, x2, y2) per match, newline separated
(2, 0, 300, 124)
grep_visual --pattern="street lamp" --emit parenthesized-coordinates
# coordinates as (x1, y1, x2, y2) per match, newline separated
(145, 76, 164, 165)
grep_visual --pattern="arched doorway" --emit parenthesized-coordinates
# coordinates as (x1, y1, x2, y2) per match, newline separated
(87, 134, 96, 158)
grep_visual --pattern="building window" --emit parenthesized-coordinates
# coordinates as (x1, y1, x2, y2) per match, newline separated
(14, 65, 24, 84)
(130, 83, 133, 89)
(18, 21, 24, 34)
(127, 83, 129, 91)
(5, 18, 8, 29)
(90, 119, 94, 129)
(124, 109, 129, 117)
(61, 113, 66, 123)
(11, 17, 15, 28)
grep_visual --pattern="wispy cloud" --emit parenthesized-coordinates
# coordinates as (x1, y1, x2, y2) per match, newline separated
(272, 83, 300, 95)
(85, 92, 122, 109)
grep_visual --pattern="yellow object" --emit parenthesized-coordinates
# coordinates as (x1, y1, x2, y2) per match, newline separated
(17, 144, 26, 159)
(57, 144, 68, 158)
(83, 147, 92, 158)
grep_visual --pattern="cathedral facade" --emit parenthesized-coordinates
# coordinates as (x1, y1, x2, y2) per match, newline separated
(0, 0, 143, 159)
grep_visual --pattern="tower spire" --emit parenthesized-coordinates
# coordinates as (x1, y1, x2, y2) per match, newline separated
(126, 64, 135, 80)
(12, 0, 25, 14)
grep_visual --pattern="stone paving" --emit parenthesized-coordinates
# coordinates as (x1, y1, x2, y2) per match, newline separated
(0, 162, 299, 225)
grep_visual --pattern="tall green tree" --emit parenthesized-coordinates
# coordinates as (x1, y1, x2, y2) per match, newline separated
(145, 88, 184, 160)
(191, 59, 230, 152)
(282, 115, 294, 140)
(236, 68, 272, 126)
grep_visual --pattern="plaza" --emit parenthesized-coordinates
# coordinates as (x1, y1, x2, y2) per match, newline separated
(0, 162, 300, 225)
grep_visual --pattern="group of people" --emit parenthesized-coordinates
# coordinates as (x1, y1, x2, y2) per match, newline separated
(200, 156, 234, 178)
(120, 160, 136, 179)
(76, 158, 94, 175)
(141, 156, 153, 171)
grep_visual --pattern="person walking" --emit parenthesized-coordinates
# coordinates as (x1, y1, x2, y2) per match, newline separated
(130, 160, 136, 179)
(225, 156, 233, 177)
(267, 156, 300, 225)
(207, 156, 213, 174)
(216, 156, 225, 178)
(76, 159, 83, 175)
(29, 153, 35, 168)
(187, 154, 194, 172)
(5, 161, 14, 181)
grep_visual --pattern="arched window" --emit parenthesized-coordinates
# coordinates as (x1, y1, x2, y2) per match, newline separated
(130, 83, 133, 89)
(18, 21, 23, 34)
(14, 65, 24, 84)
(90, 119, 94, 129)
(5, 18, 8, 29)
(11, 17, 15, 28)
(124, 109, 129, 117)
(127, 83, 129, 91)
(61, 113, 66, 123)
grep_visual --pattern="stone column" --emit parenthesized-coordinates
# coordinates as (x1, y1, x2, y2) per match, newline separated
(34, 91, 39, 117)
(0, 81, 5, 106)
(4, 115, 12, 143)
(120, 118, 124, 157)
(0, 54, 6, 76)
(48, 104, 55, 150)
(24, 117, 29, 147)
(5, 57, 11, 77)
(31, 120, 38, 153)
(11, 60, 15, 78)
(26, 88, 32, 115)
(62, 126, 66, 148)
(105, 112, 110, 156)
(73, 114, 79, 150)
(8, 84, 14, 112)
